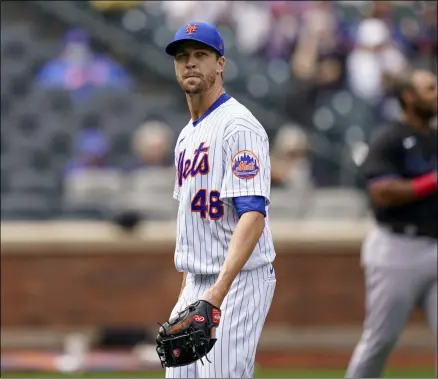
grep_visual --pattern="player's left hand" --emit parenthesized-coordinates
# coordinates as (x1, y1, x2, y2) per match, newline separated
(156, 300, 221, 368)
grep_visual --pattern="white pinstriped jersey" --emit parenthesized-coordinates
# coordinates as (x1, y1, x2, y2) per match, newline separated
(173, 95, 275, 275)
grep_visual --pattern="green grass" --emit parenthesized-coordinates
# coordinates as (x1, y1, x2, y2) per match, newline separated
(1, 368, 436, 378)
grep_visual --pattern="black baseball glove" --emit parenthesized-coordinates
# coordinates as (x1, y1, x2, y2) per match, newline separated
(156, 300, 221, 368)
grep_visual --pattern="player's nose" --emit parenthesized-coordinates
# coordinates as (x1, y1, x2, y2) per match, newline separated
(185, 61, 196, 69)
(185, 55, 197, 68)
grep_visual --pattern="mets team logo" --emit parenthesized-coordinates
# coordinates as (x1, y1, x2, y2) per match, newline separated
(186, 24, 198, 35)
(232, 150, 260, 180)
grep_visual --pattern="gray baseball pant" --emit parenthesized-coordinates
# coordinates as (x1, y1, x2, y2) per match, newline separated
(346, 231, 437, 378)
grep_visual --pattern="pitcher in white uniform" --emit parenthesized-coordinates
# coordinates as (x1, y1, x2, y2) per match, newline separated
(162, 22, 276, 378)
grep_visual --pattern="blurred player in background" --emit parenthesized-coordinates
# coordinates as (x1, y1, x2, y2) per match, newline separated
(163, 22, 276, 378)
(346, 69, 437, 378)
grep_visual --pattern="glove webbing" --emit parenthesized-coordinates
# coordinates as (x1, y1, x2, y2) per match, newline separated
(156, 322, 212, 368)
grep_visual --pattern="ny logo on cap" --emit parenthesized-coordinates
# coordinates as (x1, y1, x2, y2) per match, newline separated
(185, 24, 198, 35)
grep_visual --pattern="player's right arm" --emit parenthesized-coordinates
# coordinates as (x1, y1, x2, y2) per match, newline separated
(200, 119, 269, 308)
(362, 131, 437, 207)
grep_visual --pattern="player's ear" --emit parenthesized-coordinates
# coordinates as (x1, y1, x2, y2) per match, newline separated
(402, 88, 415, 107)
(217, 56, 225, 75)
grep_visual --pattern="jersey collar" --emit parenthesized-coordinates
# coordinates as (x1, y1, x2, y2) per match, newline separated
(192, 92, 231, 127)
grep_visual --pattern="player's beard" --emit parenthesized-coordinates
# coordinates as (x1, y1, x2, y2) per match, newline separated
(415, 103, 437, 121)
(179, 72, 216, 95)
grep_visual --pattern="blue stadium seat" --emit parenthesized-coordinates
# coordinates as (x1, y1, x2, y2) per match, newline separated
(1, 192, 54, 220)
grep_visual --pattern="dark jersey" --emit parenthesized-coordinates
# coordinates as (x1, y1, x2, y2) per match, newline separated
(361, 122, 437, 228)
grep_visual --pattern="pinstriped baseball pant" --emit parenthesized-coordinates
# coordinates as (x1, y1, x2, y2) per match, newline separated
(165, 263, 276, 378)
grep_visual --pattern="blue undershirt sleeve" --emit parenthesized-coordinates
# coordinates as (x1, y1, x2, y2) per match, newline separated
(232, 195, 267, 218)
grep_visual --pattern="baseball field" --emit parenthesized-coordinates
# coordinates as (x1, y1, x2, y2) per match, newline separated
(2, 368, 436, 378)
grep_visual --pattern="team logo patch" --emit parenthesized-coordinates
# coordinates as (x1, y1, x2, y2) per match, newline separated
(185, 24, 197, 35)
(232, 150, 260, 180)
(172, 348, 180, 358)
(212, 308, 221, 325)
(193, 314, 205, 323)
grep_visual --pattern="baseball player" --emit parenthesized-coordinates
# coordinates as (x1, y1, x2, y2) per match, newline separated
(345, 69, 437, 378)
(160, 22, 276, 378)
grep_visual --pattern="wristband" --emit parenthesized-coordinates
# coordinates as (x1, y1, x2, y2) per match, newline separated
(411, 172, 437, 198)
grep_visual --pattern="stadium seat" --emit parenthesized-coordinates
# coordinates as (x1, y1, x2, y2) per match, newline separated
(1, 192, 54, 220)
(116, 167, 177, 220)
(269, 187, 313, 220)
(1, 170, 10, 194)
(9, 169, 59, 195)
(30, 150, 53, 172)
(46, 89, 75, 115)
(48, 130, 73, 159)
(62, 168, 124, 213)
(305, 188, 368, 220)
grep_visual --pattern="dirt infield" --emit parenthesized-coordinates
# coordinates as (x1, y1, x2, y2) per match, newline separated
(256, 348, 436, 369)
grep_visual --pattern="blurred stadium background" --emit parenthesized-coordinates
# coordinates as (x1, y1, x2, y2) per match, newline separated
(1, 0, 436, 377)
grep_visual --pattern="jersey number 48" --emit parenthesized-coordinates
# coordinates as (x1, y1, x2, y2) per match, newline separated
(191, 189, 224, 220)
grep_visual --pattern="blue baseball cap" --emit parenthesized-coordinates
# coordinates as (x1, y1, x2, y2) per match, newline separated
(165, 22, 225, 57)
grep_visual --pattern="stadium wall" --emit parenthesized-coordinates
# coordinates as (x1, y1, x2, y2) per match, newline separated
(1, 220, 425, 328)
